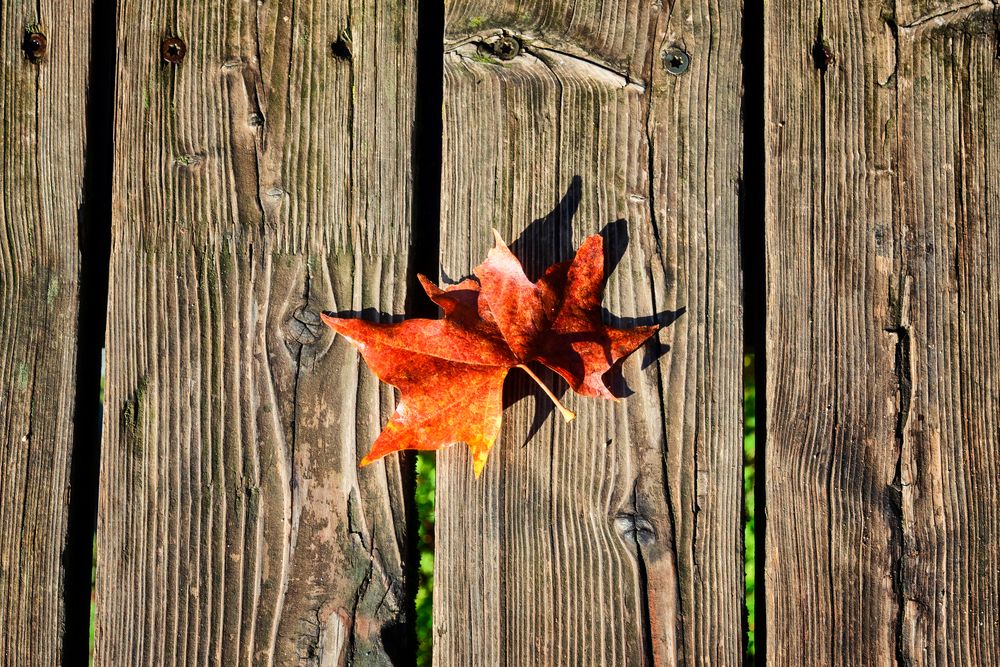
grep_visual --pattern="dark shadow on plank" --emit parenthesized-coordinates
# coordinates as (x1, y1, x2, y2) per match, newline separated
(64, 0, 117, 661)
(508, 175, 582, 280)
(325, 308, 406, 324)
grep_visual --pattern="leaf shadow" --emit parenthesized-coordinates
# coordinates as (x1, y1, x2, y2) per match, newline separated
(605, 307, 687, 369)
(325, 307, 405, 324)
(508, 175, 583, 280)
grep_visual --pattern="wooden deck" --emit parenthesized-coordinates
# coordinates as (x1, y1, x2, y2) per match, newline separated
(1, 0, 997, 664)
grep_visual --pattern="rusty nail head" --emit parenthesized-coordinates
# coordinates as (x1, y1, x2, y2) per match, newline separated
(662, 47, 690, 75)
(493, 36, 521, 60)
(23, 32, 47, 62)
(161, 37, 186, 64)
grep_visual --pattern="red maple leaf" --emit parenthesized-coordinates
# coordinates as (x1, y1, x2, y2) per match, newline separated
(322, 232, 659, 477)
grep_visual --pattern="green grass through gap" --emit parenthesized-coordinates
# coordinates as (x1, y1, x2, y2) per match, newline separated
(414, 452, 436, 667)
(744, 353, 757, 658)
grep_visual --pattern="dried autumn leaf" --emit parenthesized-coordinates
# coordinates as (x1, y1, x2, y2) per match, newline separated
(322, 231, 659, 477)
(479, 232, 659, 400)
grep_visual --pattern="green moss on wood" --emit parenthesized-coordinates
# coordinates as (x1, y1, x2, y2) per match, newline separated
(122, 375, 149, 456)
(471, 53, 500, 65)
(16, 363, 30, 391)
(46, 277, 59, 305)
(244, 485, 260, 521)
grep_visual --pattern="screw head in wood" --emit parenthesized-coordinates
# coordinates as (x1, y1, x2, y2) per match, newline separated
(23, 32, 47, 62)
(161, 37, 186, 64)
(662, 47, 690, 75)
(493, 35, 521, 60)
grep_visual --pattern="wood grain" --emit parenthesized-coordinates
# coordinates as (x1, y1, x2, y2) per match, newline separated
(434, 1, 745, 664)
(764, 0, 1000, 662)
(0, 4, 91, 665)
(94, 1, 418, 663)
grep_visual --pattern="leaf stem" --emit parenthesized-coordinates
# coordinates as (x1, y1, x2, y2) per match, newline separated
(516, 364, 576, 422)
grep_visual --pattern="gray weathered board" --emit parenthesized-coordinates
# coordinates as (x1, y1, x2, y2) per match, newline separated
(765, 0, 1000, 663)
(93, 0, 417, 663)
(0, 4, 90, 665)
(434, 2, 745, 664)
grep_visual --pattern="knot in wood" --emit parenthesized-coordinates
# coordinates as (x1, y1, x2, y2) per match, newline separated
(812, 39, 834, 72)
(23, 32, 47, 62)
(614, 512, 655, 546)
(161, 37, 186, 64)
(330, 29, 353, 60)
(286, 306, 322, 345)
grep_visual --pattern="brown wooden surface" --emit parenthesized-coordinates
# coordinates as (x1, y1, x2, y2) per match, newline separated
(0, 5, 91, 665)
(764, 0, 1000, 662)
(93, 1, 418, 663)
(433, 2, 745, 664)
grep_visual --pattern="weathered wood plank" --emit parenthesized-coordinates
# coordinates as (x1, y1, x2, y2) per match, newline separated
(0, 5, 91, 665)
(764, 0, 1000, 662)
(434, 2, 744, 664)
(762, 0, 899, 662)
(94, 1, 418, 663)
(894, 5, 1000, 662)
